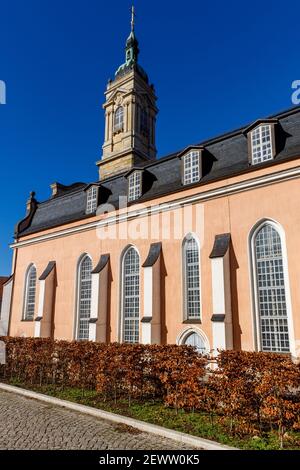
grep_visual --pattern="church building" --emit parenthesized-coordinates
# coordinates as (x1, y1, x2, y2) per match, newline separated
(2, 10, 300, 358)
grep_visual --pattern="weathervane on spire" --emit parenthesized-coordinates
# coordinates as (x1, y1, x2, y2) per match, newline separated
(131, 5, 135, 32)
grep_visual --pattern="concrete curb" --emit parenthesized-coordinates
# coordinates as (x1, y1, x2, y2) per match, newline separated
(0, 382, 237, 451)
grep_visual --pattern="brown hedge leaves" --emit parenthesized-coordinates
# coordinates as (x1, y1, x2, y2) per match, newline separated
(0, 337, 299, 444)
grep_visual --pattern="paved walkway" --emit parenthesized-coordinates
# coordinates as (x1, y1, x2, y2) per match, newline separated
(0, 389, 195, 450)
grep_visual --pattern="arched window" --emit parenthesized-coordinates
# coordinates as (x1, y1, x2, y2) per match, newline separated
(183, 236, 201, 320)
(23, 265, 37, 320)
(77, 255, 92, 341)
(178, 328, 209, 355)
(253, 223, 290, 353)
(121, 246, 140, 343)
(114, 106, 124, 132)
(184, 331, 207, 354)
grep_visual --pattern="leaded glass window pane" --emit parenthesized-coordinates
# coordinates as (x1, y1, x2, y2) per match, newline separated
(24, 266, 37, 320)
(86, 187, 98, 214)
(254, 224, 290, 352)
(128, 172, 142, 202)
(183, 151, 200, 185)
(251, 125, 273, 165)
(78, 256, 92, 341)
(184, 237, 201, 320)
(184, 332, 206, 354)
(114, 106, 124, 132)
(122, 247, 140, 343)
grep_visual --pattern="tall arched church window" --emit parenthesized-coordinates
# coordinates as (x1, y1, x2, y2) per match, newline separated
(114, 106, 124, 132)
(253, 223, 290, 352)
(183, 236, 201, 320)
(77, 255, 93, 341)
(121, 246, 140, 343)
(23, 265, 37, 320)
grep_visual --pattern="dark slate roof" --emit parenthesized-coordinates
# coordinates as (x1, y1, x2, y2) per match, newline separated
(16, 106, 300, 238)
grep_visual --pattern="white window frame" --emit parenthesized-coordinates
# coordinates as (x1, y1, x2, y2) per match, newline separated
(23, 264, 37, 320)
(250, 124, 274, 165)
(128, 171, 142, 202)
(120, 246, 140, 344)
(183, 151, 201, 185)
(249, 219, 295, 355)
(177, 327, 209, 355)
(182, 235, 201, 321)
(114, 106, 124, 132)
(86, 186, 98, 214)
(75, 254, 93, 341)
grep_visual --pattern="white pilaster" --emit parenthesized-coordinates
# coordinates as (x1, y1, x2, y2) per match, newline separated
(34, 279, 45, 337)
(141, 244, 161, 344)
(211, 246, 233, 354)
(34, 262, 56, 339)
(89, 257, 109, 343)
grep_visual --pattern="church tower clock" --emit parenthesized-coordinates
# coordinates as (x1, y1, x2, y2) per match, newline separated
(97, 7, 158, 180)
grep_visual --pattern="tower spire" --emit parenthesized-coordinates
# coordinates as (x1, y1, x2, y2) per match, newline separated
(115, 3, 149, 81)
(131, 5, 135, 32)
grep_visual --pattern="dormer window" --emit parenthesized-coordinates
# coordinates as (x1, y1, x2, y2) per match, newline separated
(128, 171, 142, 202)
(250, 124, 273, 165)
(183, 151, 201, 185)
(114, 106, 124, 133)
(244, 119, 278, 166)
(86, 186, 98, 214)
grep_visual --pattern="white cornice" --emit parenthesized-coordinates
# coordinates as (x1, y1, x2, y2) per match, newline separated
(11, 165, 300, 249)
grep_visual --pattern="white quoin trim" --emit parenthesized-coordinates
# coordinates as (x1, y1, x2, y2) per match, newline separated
(211, 250, 233, 354)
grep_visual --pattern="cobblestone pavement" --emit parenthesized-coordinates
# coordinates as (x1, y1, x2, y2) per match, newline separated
(0, 390, 196, 450)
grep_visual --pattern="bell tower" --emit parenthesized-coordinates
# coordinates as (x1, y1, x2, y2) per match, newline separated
(97, 7, 158, 180)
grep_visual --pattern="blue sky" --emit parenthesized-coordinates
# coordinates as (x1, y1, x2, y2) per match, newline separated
(0, 0, 299, 274)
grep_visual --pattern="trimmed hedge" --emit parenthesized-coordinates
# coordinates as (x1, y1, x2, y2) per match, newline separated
(0, 337, 300, 445)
